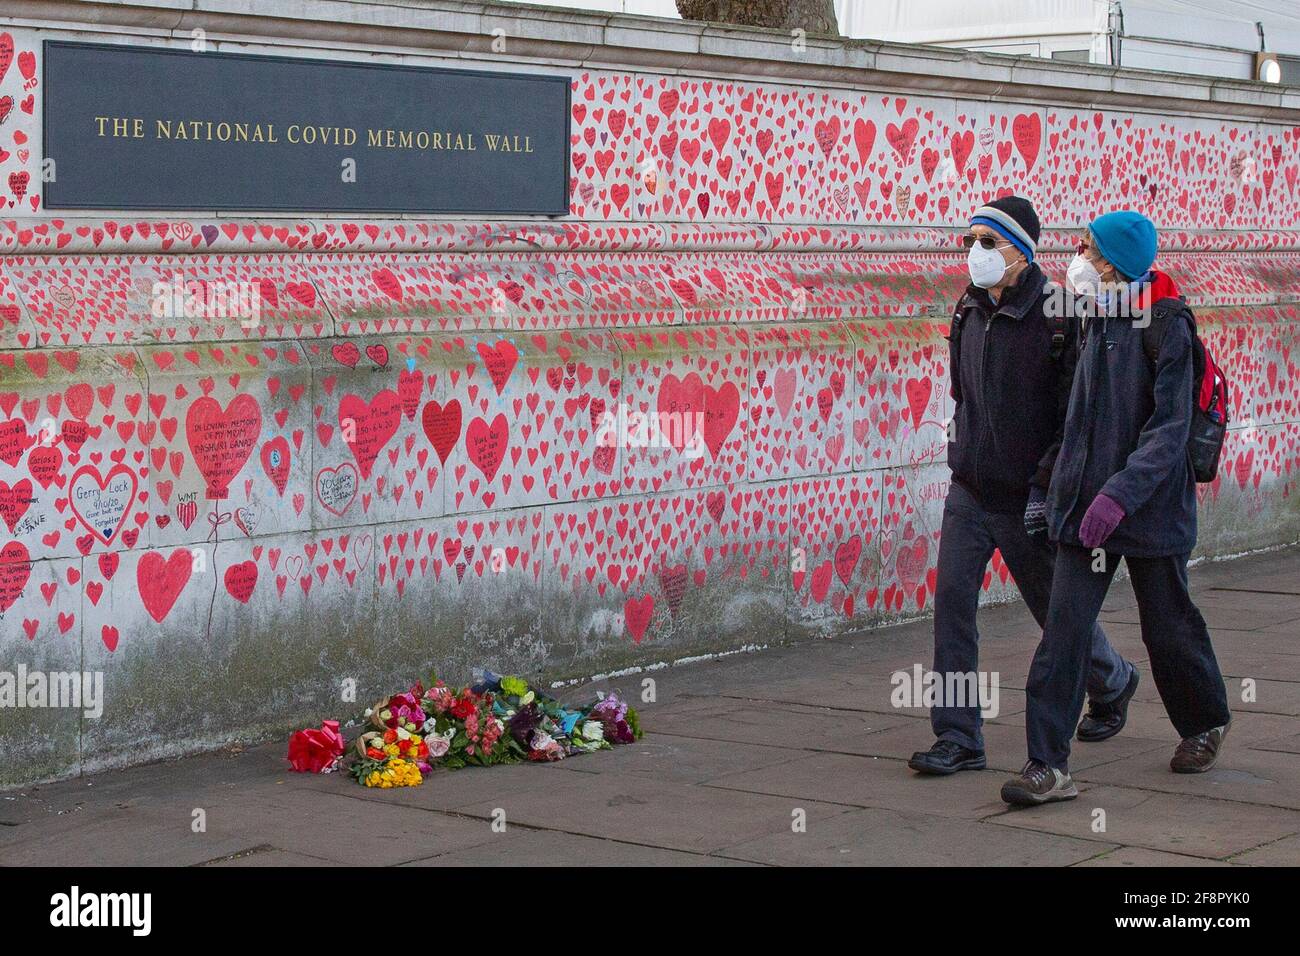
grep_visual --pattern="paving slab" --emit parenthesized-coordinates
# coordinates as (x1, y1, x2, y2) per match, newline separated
(1196, 588, 1300, 614)
(398, 828, 757, 866)
(1213, 634, 1300, 662)
(0, 803, 265, 867)
(286, 757, 590, 814)
(212, 788, 505, 866)
(985, 785, 1300, 860)
(548, 733, 812, 785)
(1073, 847, 1236, 867)
(856, 716, 1170, 773)
(1223, 679, 1300, 716)
(455, 771, 855, 855)
(703, 751, 1011, 819)
(202, 848, 345, 867)
(1248, 732, 1300, 755)
(1076, 747, 1300, 812)
(993, 696, 1295, 746)
(1121, 673, 1300, 717)
(641, 701, 914, 755)
(714, 806, 1111, 866)
(0, 743, 293, 826)
(1230, 833, 1300, 866)
(710, 676, 904, 715)
(1206, 572, 1300, 595)
(1100, 604, 1300, 631)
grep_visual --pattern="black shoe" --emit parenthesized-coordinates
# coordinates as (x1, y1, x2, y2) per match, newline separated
(1076, 667, 1140, 743)
(908, 739, 987, 775)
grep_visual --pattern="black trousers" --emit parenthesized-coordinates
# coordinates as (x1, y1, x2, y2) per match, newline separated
(1025, 543, 1232, 770)
(931, 482, 1132, 753)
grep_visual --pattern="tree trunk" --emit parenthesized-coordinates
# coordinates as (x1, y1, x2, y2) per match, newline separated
(676, 0, 840, 36)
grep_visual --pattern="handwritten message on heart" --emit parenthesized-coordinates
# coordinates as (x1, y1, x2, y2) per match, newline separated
(186, 394, 263, 500)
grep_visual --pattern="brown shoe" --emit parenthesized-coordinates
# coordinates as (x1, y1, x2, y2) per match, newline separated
(1170, 720, 1231, 774)
(1000, 759, 1079, 806)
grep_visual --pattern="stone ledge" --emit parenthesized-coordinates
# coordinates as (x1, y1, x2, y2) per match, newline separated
(3, 220, 1299, 257)
(3, 0, 1297, 122)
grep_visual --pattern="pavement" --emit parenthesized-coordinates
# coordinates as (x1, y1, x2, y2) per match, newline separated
(2, 546, 1298, 867)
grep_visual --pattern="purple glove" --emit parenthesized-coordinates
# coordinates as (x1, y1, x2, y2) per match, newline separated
(1079, 493, 1125, 549)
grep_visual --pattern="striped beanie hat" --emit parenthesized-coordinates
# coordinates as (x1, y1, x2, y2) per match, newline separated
(971, 195, 1040, 262)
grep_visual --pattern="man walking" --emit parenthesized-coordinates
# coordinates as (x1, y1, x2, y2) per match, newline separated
(909, 197, 1138, 776)
(1001, 210, 1232, 806)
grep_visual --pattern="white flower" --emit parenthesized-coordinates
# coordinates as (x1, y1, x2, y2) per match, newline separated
(581, 720, 604, 742)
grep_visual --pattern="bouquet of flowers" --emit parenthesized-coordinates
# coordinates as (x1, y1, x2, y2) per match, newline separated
(289, 670, 643, 786)
(345, 685, 437, 787)
(481, 671, 642, 761)
(420, 678, 509, 769)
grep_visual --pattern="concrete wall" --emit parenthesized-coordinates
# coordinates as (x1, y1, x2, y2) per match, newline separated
(1, 0, 1298, 786)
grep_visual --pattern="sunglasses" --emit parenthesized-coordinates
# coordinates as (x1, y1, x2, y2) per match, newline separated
(960, 234, 1004, 250)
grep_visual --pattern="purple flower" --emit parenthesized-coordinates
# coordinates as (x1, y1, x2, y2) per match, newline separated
(508, 702, 544, 747)
(590, 693, 635, 744)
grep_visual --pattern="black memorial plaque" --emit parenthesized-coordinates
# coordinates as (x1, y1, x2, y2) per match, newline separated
(42, 41, 570, 214)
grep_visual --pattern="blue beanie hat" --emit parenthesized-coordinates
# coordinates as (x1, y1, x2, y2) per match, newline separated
(1089, 210, 1157, 281)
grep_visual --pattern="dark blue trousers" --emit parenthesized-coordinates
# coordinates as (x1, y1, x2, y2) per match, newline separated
(1025, 544, 1232, 770)
(932, 482, 1132, 752)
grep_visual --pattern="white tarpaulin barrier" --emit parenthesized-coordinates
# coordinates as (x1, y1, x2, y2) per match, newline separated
(841, 0, 1099, 44)
(843, 0, 1300, 78)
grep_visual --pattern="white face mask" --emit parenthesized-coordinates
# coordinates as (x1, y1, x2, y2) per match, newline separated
(1066, 254, 1103, 298)
(967, 242, 1008, 289)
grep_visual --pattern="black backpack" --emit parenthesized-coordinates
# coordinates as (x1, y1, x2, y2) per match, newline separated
(1139, 298, 1229, 483)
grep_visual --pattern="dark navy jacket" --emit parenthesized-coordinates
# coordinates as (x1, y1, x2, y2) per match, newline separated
(1046, 270, 1197, 557)
(947, 263, 1080, 514)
